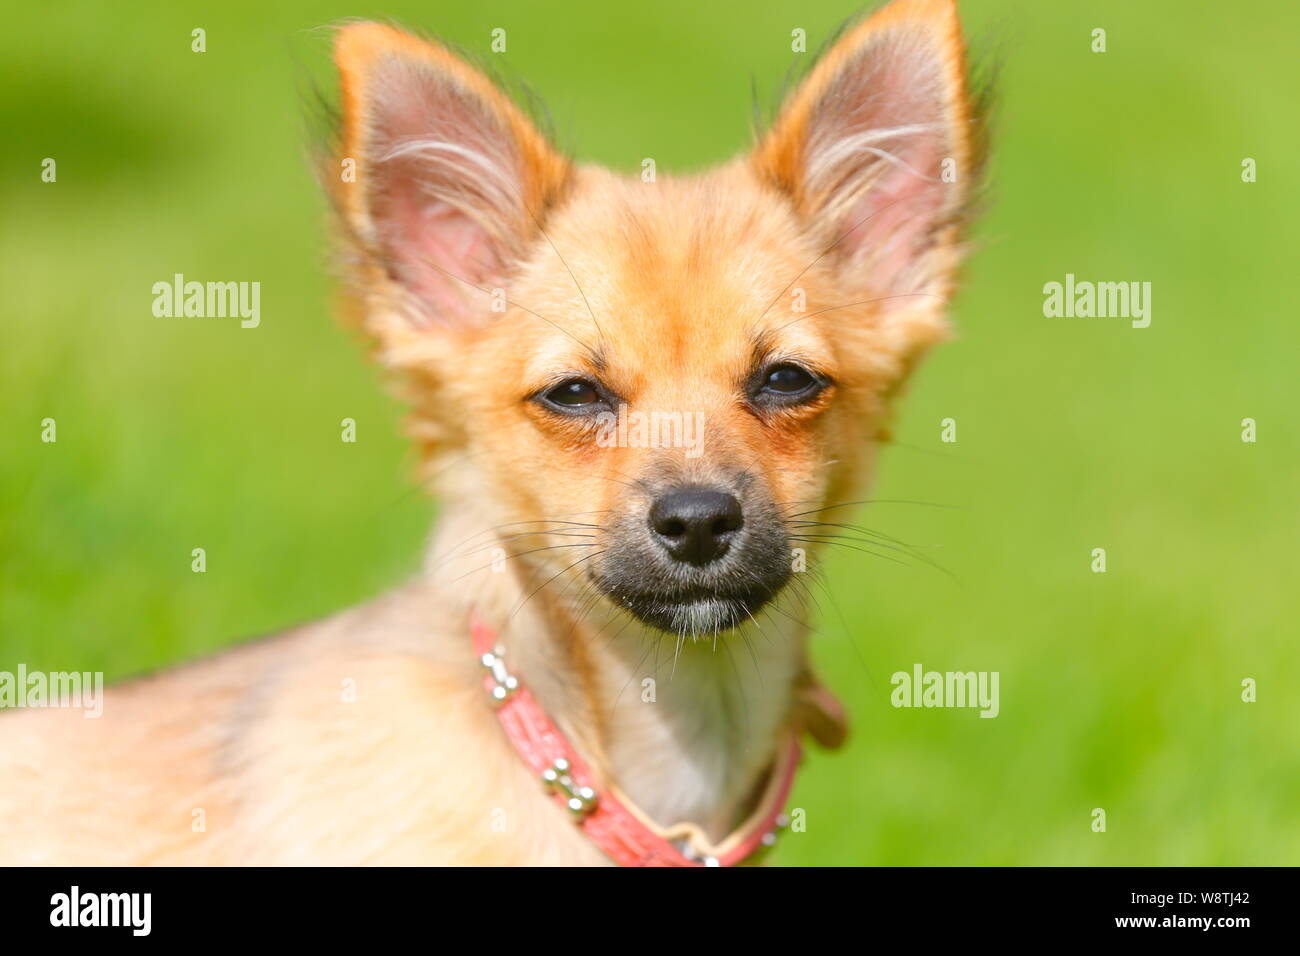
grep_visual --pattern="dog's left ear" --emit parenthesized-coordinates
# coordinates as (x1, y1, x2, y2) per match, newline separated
(753, 0, 979, 347)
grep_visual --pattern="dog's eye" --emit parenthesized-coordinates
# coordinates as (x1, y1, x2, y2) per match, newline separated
(542, 378, 602, 409)
(749, 362, 828, 410)
(762, 365, 817, 394)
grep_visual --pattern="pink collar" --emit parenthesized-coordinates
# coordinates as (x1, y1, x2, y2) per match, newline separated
(471, 615, 802, 866)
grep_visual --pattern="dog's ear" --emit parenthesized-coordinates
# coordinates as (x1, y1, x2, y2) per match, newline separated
(752, 0, 978, 337)
(333, 23, 570, 333)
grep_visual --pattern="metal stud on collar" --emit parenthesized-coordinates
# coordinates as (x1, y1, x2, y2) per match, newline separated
(541, 758, 599, 819)
(479, 645, 519, 705)
(760, 812, 792, 849)
(682, 846, 721, 867)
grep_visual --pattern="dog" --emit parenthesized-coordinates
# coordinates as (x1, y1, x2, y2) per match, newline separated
(0, 0, 983, 865)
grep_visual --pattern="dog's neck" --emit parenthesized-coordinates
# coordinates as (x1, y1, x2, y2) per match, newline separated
(426, 505, 807, 840)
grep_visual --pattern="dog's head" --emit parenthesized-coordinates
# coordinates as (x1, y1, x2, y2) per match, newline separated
(331, 0, 982, 636)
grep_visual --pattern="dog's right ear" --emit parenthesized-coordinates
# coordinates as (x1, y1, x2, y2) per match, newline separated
(333, 23, 570, 334)
(751, 0, 978, 359)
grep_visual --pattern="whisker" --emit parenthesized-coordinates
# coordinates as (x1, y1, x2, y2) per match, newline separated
(769, 292, 942, 336)
(421, 258, 599, 355)
(529, 213, 606, 349)
(788, 534, 916, 569)
(507, 550, 607, 622)
(790, 523, 933, 557)
(749, 192, 921, 331)
(443, 542, 600, 586)
(779, 497, 958, 517)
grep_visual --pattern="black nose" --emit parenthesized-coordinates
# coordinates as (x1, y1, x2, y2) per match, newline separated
(649, 487, 744, 565)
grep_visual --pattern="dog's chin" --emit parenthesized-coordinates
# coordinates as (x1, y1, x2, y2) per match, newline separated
(607, 586, 777, 636)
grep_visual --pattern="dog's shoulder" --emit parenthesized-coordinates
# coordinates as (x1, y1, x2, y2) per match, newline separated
(0, 583, 603, 865)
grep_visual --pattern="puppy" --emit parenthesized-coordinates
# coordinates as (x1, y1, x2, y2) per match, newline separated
(0, 0, 983, 865)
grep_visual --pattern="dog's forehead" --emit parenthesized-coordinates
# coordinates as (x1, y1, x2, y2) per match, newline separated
(518, 169, 831, 372)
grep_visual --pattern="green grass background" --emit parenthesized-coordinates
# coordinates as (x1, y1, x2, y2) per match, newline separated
(2, 0, 1297, 865)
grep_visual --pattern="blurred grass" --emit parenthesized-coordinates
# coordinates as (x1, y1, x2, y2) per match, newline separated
(2, 0, 1297, 865)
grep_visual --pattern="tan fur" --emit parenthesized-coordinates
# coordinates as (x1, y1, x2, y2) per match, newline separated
(0, 0, 980, 865)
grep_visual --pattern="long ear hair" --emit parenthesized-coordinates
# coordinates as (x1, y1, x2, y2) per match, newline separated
(751, 0, 989, 358)
(316, 22, 573, 467)
(329, 22, 571, 341)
